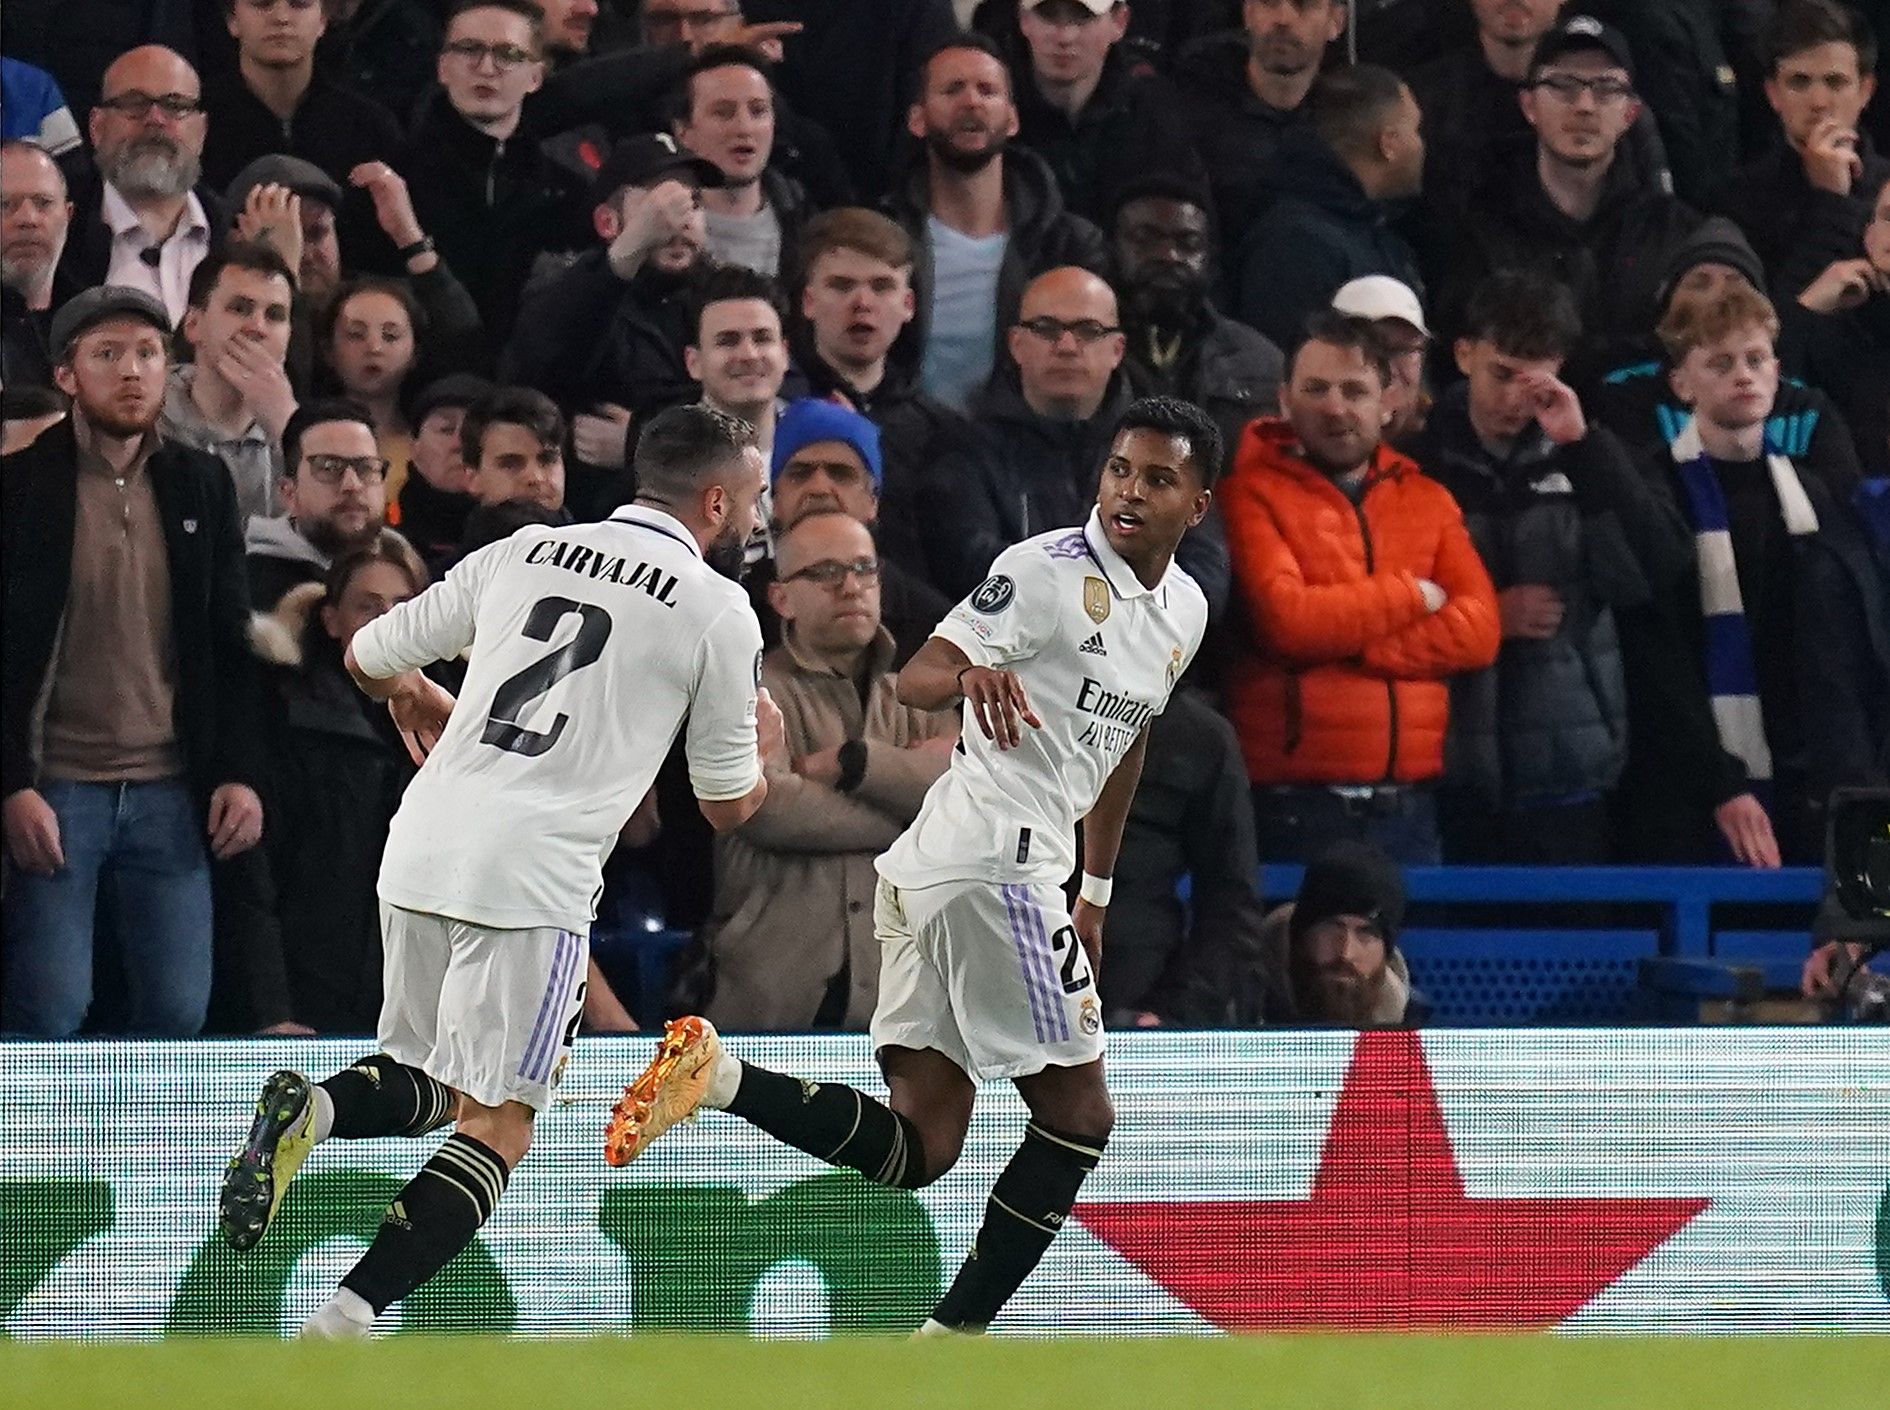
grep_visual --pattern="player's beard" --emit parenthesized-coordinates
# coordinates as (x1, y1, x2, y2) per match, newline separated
(705, 520, 748, 580)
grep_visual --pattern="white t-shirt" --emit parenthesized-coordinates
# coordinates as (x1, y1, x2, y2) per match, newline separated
(877, 509, 1208, 889)
(352, 504, 764, 931)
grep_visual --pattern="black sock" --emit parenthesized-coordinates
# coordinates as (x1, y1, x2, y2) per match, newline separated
(319, 1054, 455, 1139)
(725, 1061, 929, 1189)
(931, 1121, 1105, 1330)
(341, 1132, 510, 1315)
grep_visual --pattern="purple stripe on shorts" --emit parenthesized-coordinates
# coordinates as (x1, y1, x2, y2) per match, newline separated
(518, 931, 574, 1082)
(1000, 885, 1050, 1044)
(1023, 892, 1070, 1043)
(534, 932, 582, 1081)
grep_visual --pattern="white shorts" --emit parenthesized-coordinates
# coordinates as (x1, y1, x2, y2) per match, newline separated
(870, 877, 1105, 1082)
(376, 903, 589, 1112)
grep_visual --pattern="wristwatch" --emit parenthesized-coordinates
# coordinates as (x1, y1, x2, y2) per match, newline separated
(834, 738, 868, 794)
(396, 234, 436, 262)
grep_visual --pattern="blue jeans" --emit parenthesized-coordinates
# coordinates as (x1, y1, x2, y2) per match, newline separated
(1252, 784, 1442, 866)
(3, 778, 213, 1037)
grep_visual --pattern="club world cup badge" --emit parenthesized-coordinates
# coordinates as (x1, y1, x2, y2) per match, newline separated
(1083, 576, 1110, 625)
(1079, 996, 1101, 1035)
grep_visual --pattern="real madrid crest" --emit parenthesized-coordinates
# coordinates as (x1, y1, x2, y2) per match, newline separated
(1165, 647, 1183, 689)
(1083, 576, 1110, 625)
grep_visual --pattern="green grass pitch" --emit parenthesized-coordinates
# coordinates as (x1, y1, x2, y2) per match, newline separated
(6, 1335, 1886, 1410)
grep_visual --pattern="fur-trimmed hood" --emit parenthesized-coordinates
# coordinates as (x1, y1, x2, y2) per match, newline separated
(247, 580, 325, 668)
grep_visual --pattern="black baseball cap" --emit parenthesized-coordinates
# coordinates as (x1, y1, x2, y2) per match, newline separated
(1531, 15, 1636, 82)
(591, 133, 724, 207)
(49, 286, 172, 360)
(225, 154, 345, 215)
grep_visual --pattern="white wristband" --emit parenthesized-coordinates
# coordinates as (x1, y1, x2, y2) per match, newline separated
(1078, 872, 1112, 907)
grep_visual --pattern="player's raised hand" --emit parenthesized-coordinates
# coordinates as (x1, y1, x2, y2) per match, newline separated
(389, 673, 457, 766)
(960, 665, 1042, 750)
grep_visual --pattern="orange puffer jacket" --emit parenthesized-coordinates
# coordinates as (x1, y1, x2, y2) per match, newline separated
(1222, 418, 1500, 785)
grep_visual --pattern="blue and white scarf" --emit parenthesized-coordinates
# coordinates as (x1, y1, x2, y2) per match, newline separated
(1669, 418, 1819, 783)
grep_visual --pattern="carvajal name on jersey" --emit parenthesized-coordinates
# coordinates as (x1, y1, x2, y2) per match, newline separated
(526, 538, 679, 605)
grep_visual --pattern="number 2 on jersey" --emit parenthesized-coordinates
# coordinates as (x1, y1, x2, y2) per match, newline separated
(481, 596, 613, 757)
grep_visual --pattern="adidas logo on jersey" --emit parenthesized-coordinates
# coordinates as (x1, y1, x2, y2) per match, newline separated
(1078, 632, 1108, 656)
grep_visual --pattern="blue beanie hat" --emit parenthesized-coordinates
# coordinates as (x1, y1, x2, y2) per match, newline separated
(770, 398, 883, 488)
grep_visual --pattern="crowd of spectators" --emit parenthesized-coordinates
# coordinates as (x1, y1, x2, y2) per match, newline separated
(2, 0, 1887, 1039)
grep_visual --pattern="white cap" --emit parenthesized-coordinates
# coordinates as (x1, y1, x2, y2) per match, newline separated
(1026, 0, 1119, 13)
(1331, 276, 1430, 337)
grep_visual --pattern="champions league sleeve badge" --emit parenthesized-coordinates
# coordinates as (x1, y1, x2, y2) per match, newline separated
(970, 575, 1016, 614)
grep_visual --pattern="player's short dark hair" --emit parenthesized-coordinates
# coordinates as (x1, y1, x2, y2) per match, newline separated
(914, 32, 1011, 103)
(460, 498, 564, 553)
(186, 239, 296, 310)
(1111, 396, 1224, 489)
(1763, 0, 1876, 76)
(282, 396, 377, 479)
(1460, 271, 1583, 362)
(1310, 64, 1410, 166)
(1290, 309, 1393, 387)
(445, 0, 545, 48)
(690, 264, 785, 344)
(460, 386, 566, 468)
(671, 43, 774, 125)
(633, 403, 757, 499)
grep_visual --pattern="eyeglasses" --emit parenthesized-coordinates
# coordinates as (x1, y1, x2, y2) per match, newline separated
(779, 556, 881, 589)
(97, 91, 203, 119)
(644, 7, 739, 36)
(1532, 73, 1634, 104)
(442, 39, 539, 70)
(302, 454, 391, 485)
(1016, 316, 1121, 345)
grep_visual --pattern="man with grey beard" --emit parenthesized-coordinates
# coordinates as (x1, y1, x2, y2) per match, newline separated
(1, 141, 79, 389)
(59, 47, 228, 325)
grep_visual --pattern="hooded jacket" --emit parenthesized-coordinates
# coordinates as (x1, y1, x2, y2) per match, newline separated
(244, 514, 331, 611)
(883, 145, 1108, 379)
(251, 582, 415, 1032)
(1444, 143, 1700, 382)
(1232, 128, 1424, 351)
(1121, 299, 1284, 478)
(1411, 387, 1689, 809)
(1221, 418, 1500, 787)
(1171, 30, 1311, 247)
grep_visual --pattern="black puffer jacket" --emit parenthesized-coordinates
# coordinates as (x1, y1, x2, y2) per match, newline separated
(1413, 389, 1685, 809)
(883, 146, 1108, 380)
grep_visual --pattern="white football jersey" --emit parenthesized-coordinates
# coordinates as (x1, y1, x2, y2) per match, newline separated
(351, 505, 763, 932)
(877, 509, 1208, 889)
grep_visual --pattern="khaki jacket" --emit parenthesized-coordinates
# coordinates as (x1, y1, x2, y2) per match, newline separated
(704, 627, 956, 1029)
